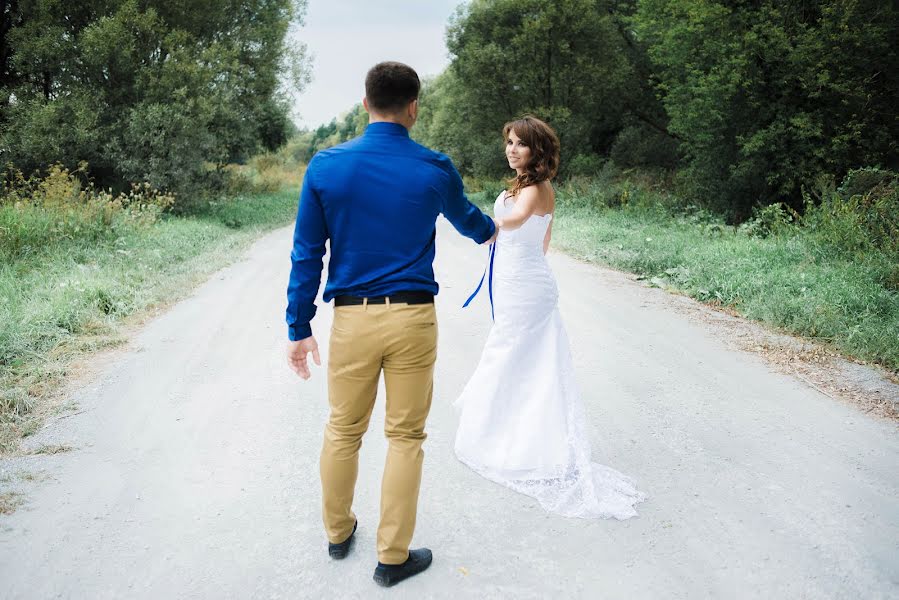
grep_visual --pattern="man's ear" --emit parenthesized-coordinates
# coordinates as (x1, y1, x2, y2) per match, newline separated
(409, 98, 419, 120)
(362, 97, 371, 113)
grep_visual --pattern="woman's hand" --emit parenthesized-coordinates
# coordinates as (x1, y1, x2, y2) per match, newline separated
(483, 218, 501, 244)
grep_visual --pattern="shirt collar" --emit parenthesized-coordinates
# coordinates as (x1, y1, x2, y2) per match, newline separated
(364, 122, 410, 138)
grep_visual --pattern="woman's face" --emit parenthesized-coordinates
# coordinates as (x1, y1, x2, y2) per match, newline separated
(506, 129, 531, 172)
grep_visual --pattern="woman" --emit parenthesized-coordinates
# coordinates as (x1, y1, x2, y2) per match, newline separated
(454, 116, 646, 519)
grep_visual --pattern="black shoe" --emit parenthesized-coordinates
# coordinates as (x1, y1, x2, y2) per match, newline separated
(328, 521, 357, 559)
(373, 548, 433, 587)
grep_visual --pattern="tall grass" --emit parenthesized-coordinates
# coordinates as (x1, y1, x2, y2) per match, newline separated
(0, 164, 175, 263)
(222, 142, 307, 195)
(0, 162, 300, 451)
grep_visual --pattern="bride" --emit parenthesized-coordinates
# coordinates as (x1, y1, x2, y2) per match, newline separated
(455, 115, 646, 519)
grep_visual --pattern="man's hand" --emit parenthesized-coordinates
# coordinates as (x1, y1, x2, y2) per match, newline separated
(287, 336, 321, 380)
(483, 218, 500, 245)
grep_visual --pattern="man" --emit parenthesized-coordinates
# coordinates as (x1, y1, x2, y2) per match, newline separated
(285, 61, 497, 587)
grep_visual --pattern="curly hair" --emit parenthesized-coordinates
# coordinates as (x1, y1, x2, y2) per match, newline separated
(503, 115, 560, 196)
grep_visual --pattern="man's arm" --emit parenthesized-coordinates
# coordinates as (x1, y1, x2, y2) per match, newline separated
(285, 162, 328, 342)
(439, 158, 496, 244)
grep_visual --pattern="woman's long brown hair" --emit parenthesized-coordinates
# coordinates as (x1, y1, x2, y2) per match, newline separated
(503, 115, 560, 196)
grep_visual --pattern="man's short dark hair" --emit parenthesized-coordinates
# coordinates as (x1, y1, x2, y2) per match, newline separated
(365, 62, 420, 113)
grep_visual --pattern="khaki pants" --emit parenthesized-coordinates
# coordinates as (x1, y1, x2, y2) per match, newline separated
(321, 301, 438, 564)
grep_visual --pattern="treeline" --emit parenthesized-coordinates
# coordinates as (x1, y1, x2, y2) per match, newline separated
(293, 104, 367, 163)
(0, 0, 310, 201)
(412, 0, 898, 222)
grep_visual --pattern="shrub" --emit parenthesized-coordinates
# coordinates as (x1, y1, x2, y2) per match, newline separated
(112, 101, 224, 208)
(0, 163, 174, 262)
(801, 168, 899, 263)
(739, 202, 800, 238)
(610, 123, 679, 170)
(563, 153, 606, 178)
(223, 146, 305, 196)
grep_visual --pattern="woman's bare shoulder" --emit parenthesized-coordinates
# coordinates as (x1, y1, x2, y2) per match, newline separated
(520, 181, 554, 214)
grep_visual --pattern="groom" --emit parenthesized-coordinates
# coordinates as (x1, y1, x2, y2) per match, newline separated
(285, 62, 497, 587)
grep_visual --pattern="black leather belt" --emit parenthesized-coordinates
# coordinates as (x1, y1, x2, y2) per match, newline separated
(333, 290, 434, 307)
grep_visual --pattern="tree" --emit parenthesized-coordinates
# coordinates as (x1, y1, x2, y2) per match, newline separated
(0, 0, 311, 197)
(633, 0, 899, 219)
(417, 0, 668, 177)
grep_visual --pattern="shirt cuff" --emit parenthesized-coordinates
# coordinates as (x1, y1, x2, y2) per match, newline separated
(288, 322, 312, 341)
(478, 219, 497, 244)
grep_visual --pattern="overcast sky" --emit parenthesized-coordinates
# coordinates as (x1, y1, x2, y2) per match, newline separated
(289, 0, 465, 129)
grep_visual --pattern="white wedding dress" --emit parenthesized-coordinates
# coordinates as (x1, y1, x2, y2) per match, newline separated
(454, 191, 646, 519)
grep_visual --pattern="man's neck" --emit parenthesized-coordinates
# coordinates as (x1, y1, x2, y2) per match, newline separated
(368, 115, 412, 130)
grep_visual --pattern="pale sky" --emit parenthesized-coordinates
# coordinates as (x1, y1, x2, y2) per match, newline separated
(290, 0, 465, 129)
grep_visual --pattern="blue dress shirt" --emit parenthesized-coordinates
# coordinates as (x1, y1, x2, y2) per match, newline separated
(285, 121, 496, 341)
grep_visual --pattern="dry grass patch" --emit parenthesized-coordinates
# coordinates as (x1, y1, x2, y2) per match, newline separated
(0, 491, 24, 515)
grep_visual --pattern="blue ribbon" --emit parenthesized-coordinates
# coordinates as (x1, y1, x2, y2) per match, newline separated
(462, 242, 496, 321)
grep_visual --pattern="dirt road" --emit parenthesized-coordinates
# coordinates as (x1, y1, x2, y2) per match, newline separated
(1, 220, 897, 599)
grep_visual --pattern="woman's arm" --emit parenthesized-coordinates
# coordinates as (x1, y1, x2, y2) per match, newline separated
(496, 185, 544, 231)
(543, 219, 553, 254)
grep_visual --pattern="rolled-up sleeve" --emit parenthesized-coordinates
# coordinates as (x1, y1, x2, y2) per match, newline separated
(439, 158, 496, 244)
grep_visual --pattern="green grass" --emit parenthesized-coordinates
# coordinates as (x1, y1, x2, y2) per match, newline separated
(555, 205, 898, 372)
(0, 189, 299, 452)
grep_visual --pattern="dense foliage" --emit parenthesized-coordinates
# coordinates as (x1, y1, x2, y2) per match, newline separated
(413, 0, 899, 221)
(0, 0, 309, 200)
